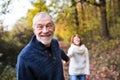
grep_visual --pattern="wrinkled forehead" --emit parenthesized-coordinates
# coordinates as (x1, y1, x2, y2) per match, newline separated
(33, 14, 53, 25)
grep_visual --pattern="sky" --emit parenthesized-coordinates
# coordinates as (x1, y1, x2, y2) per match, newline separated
(0, 0, 51, 30)
(0, 0, 33, 30)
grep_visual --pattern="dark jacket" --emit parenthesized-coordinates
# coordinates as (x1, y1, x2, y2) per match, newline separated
(16, 35, 67, 80)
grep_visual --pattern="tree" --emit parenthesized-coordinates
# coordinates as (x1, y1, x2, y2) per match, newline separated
(71, 0, 80, 33)
(99, 0, 110, 38)
(26, 0, 48, 29)
(0, 21, 4, 37)
(0, 0, 12, 14)
(78, 0, 110, 38)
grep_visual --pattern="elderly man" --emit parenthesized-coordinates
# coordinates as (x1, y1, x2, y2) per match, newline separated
(16, 12, 69, 80)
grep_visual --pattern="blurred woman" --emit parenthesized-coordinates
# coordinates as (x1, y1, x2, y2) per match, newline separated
(67, 34, 90, 80)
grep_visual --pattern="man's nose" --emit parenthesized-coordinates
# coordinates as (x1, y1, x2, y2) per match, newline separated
(42, 26, 48, 33)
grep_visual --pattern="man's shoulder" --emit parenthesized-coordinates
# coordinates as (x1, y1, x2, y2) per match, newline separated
(18, 44, 34, 59)
(52, 38, 59, 44)
(51, 38, 59, 46)
(51, 38, 61, 51)
(52, 38, 57, 42)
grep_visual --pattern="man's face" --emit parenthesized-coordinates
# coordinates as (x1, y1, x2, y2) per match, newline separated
(33, 15, 55, 46)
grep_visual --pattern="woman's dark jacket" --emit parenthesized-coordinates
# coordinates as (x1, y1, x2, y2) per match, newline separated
(16, 35, 69, 80)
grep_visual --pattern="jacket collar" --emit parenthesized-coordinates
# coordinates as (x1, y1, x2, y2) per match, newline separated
(29, 35, 58, 51)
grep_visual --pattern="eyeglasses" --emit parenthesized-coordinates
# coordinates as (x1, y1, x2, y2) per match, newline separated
(35, 23, 54, 30)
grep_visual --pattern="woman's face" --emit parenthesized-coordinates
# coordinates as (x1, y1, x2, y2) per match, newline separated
(73, 36, 81, 46)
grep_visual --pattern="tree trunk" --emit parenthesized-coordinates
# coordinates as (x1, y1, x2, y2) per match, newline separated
(117, 0, 120, 16)
(99, 0, 110, 38)
(71, 0, 79, 33)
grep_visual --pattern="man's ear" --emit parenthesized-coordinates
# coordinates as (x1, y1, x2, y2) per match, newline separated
(33, 28, 35, 34)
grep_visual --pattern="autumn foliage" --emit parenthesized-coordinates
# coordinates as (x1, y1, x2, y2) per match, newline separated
(59, 39, 120, 80)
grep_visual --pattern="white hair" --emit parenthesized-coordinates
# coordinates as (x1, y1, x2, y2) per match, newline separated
(32, 12, 54, 28)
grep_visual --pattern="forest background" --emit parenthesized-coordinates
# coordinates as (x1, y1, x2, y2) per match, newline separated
(0, 0, 120, 80)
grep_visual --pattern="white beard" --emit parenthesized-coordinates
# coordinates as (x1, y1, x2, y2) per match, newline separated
(40, 39, 52, 45)
(36, 35, 53, 46)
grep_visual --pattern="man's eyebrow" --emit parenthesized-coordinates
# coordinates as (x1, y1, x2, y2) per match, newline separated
(36, 24, 42, 26)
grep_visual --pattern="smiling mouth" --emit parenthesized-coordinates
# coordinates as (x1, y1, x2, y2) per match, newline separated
(40, 34, 51, 37)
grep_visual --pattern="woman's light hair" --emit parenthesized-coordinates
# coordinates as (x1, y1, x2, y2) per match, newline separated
(32, 12, 54, 28)
(71, 34, 83, 46)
